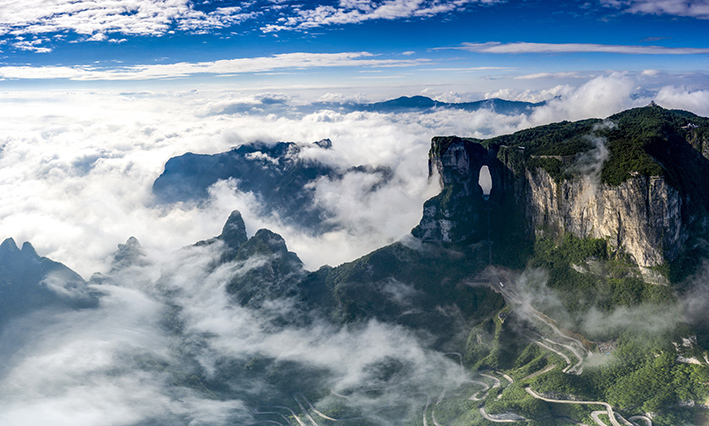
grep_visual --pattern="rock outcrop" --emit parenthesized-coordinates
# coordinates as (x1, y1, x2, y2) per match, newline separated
(415, 106, 709, 268)
(412, 137, 526, 248)
(526, 169, 683, 267)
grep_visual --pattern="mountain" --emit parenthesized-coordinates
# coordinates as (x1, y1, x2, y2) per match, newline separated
(152, 138, 392, 234)
(6, 104, 709, 425)
(416, 105, 709, 272)
(311, 95, 545, 115)
(0, 238, 97, 328)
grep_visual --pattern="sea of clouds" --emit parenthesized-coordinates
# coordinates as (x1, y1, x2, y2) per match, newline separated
(1, 72, 709, 425)
(2, 72, 708, 278)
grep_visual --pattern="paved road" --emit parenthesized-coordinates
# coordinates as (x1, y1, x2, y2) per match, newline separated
(628, 415, 653, 426)
(479, 407, 527, 423)
(534, 341, 573, 371)
(480, 373, 502, 389)
(469, 380, 491, 401)
(293, 394, 320, 426)
(296, 394, 340, 422)
(521, 364, 556, 381)
(525, 387, 623, 426)
(591, 410, 610, 426)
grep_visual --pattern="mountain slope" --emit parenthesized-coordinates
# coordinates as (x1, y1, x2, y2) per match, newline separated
(152, 139, 392, 234)
(0, 238, 97, 328)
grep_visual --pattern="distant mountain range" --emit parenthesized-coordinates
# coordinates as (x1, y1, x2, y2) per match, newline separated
(313, 95, 547, 115)
(213, 95, 548, 116)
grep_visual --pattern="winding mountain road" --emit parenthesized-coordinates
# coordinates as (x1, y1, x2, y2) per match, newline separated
(478, 407, 527, 423)
(524, 387, 624, 426)
(628, 415, 653, 426)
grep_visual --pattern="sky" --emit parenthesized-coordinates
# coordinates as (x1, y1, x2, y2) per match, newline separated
(0, 0, 707, 96)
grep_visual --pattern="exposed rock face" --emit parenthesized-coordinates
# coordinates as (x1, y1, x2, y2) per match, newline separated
(526, 168, 684, 267)
(412, 137, 526, 248)
(415, 129, 693, 267)
(111, 236, 148, 271)
(413, 140, 490, 243)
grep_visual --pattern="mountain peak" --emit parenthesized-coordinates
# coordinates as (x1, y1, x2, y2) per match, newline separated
(111, 236, 148, 270)
(314, 138, 332, 149)
(21, 241, 38, 256)
(0, 237, 19, 253)
(220, 210, 248, 251)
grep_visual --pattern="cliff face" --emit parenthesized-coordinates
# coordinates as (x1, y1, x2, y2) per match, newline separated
(526, 168, 684, 267)
(412, 139, 489, 243)
(411, 136, 527, 252)
(416, 107, 709, 268)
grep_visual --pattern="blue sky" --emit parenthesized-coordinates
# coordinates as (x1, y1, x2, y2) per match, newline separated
(0, 0, 707, 97)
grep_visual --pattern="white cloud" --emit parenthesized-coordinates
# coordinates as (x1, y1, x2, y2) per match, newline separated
(0, 0, 258, 40)
(0, 0, 511, 41)
(529, 72, 638, 122)
(514, 71, 583, 80)
(261, 0, 503, 32)
(454, 41, 709, 54)
(654, 86, 709, 116)
(484, 85, 571, 103)
(602, 0, 709, 19)
(0, 230, 468, 425)
(0, 52, 428, 81)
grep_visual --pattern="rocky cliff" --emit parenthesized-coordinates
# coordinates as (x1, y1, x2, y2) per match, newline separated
(526, 169, 683, 267)
(416, 105, 709, 268)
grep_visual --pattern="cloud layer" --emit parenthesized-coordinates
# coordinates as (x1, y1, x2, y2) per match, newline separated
(0, 52, 427, 80)
(602, 0, 709, 19)
(455, 41, 709, 55)
(1, 73, 708, 279)
(1, 73, 708, 425)
(0, 0, 254, 37)
(0, 232, 466, 425)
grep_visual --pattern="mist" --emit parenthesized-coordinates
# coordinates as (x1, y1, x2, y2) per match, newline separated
(2, 74, 709, 424)
(0, 230, 469, 426)
(1, 75, 708, 277)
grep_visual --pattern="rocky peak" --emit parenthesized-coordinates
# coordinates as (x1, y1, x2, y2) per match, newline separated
(111, 236, 148, 270)
(235, 228, 301, 265)
(0, 237, 95, 327)
(313, 138, 332, 149)
(21, 241, 38, 256)
(226, 227, 304, 310)
(413, 136, 523, 245)
(0, 237, 19, 253)
(220, 210, 248, 251)
(0, 238, 41, 267)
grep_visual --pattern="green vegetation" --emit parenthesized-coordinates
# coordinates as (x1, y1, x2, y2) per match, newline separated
(477, 106, 709, 187)
(482, 119, 599, 155)
(294, 106, 709, 425)
(524, 332, 709, 425)
(528, 234, 675, 318)
(430, 135, 481, 159)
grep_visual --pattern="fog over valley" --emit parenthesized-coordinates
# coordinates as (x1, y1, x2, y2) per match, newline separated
(3, 72, 709, 425)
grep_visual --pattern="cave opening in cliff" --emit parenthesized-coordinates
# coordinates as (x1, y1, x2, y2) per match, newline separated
(478, 165, 492, 200)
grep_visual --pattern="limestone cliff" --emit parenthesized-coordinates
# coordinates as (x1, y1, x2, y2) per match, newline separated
(415, 105, 709, 268)
(526, 168, 683, 267)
